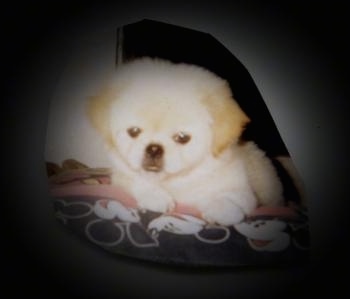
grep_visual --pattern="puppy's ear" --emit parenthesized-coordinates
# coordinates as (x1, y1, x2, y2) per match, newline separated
(87, 89, 115, 148)
(203, 83, 250, 157)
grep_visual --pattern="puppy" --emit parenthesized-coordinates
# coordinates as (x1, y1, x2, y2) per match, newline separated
(88, 58, 283, 225)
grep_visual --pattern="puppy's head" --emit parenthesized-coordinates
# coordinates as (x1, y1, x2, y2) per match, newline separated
(88, 58, 249, 175)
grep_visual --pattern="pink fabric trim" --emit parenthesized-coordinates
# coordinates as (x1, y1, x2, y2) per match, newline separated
(50, 184, 137, 208)
(172, 203, 202, 218)
(248, 206, 297, 219)
(50, 184, 297, 219)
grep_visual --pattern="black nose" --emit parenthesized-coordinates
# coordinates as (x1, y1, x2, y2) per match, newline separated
(145, 144, 164, 159)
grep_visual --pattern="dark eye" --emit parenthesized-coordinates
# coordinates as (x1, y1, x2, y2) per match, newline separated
(173, 132, 191, 144)
(127, 127, 142, 138)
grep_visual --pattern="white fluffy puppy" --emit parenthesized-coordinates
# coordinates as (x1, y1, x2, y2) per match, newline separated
(88, 58, 283, 225)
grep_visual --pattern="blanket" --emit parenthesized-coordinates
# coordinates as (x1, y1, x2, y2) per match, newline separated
(47, 160, 309, 266)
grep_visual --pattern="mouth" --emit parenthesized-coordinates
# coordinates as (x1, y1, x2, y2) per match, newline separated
(142, 159, 163, 172)
(143, 164, 163, 172)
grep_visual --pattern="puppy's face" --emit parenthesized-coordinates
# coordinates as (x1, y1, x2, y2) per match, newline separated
(108, 88, 213, 175)
(88, 59, 249, 176)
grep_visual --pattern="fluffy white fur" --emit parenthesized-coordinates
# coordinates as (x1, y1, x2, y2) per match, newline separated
(88, 58, 283, 225)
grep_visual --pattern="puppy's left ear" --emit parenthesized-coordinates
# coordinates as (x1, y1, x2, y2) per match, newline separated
(203, 82, 250, 157)
(87, 89, 115, 148)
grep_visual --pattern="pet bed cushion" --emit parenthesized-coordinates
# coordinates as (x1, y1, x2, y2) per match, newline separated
(48, 161, 309, 266)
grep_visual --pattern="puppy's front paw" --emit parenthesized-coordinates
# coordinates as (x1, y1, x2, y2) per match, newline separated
(201, 198, 245, 226)
(132, 185, 175, 213)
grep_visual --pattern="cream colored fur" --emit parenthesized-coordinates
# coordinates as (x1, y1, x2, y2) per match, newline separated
(88, 58, 283, 225)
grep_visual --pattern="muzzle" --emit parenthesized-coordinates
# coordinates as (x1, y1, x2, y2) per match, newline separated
(142, 143, 164, 172)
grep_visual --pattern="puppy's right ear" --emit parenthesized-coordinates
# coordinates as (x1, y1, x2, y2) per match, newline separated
(203, 82, 250, 157)
(87, 90, 115, 148)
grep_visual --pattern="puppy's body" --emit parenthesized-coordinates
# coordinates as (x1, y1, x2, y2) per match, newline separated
(88, 58, 283, 225)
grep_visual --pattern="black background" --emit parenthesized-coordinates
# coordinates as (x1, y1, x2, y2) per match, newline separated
(3, 1, 349, 298)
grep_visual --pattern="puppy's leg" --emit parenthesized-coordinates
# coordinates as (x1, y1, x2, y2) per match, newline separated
(242, 142, 284, 206)
(109, 152, 175, 213)
(131, 177, 175, 213)
(112, 173, 175, 213)
(200, 190, 257, 225)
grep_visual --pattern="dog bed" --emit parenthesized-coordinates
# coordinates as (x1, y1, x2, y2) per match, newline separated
(47, 160, 309, 266)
